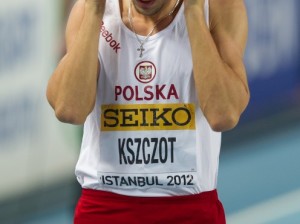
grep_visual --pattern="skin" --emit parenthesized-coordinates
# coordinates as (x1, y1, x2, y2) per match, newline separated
(46, 0, 104, 124)
(131, 0, 178, 17)
(46, 0, 249, 132)
(184, 0, 249, 131)
(125, 0, 181, 35)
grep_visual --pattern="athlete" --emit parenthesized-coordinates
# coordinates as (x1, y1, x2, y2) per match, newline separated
(47, 0, 249, 223)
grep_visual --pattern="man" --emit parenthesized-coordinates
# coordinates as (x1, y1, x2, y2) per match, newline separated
(47, 0, 249, 223)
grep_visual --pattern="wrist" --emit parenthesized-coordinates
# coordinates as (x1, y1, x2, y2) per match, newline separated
(85, 2, 105, 18)
(184, 0, 205, 18)
(184, 4, 207, 29)
(184, 6, 204, 18)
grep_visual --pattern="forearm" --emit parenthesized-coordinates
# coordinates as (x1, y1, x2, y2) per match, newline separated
(184, 6, 249, 131)
(47, 3, 102, 124)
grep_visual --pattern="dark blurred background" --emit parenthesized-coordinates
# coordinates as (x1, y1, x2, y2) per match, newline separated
(0, 0, 299, 223)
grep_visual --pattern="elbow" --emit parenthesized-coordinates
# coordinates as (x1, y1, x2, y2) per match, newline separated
(206, 93, 250, 132)
(46, 90, 86, 124)
(54, 104, 87, 125)
(206, 111, 240, 132)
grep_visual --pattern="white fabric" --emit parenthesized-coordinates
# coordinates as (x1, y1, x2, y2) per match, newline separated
(75, 0, 221, 197)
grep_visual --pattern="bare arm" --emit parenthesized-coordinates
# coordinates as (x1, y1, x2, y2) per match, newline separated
(46, 0, 105, 124)
(184, 0, 249, 132)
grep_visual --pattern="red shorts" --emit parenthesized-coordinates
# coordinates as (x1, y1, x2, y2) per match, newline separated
(74, 189, 226, 224)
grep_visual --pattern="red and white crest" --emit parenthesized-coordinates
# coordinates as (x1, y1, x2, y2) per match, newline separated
(134, 61, 156, 83)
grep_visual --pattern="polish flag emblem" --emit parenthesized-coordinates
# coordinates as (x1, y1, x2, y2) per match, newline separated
(134, 61, 156, 83)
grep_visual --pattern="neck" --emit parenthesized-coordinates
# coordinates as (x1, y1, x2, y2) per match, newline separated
(123, 0, 182, 36)
(133, 0, 180, 22)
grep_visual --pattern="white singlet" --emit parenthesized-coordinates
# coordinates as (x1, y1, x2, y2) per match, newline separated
(75, 0, 221, 197)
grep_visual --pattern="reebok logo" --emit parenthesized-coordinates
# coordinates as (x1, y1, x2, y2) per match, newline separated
(100, 21, 121, 54)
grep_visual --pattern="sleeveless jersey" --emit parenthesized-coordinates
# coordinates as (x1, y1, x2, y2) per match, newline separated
(75, 0, 221, 197)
